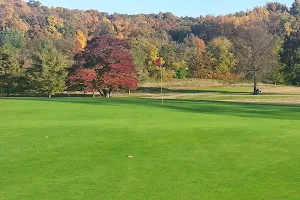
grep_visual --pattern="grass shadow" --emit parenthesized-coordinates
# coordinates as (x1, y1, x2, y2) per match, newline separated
(136, 87, 251, 95)
(12, 97, 300, 121)
(136, 87, 300, 96)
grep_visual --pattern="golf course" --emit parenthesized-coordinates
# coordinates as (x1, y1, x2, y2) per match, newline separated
(3, 0, 300, 199)
(1, 86, 300, 200)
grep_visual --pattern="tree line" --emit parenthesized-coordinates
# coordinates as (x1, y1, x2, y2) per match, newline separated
(1, 0, 300, 96)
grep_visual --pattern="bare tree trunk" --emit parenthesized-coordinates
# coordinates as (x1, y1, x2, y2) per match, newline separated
(93, 92, 95, 98)
(253, 71, 257, 95)
(99, 90, 104, 97)
(49, 94, 52, 98)
(108, 87, 113, 98)
(128, 89, 131, 95)
(0, 86, 3, 98)
(99, 88, 113, 98)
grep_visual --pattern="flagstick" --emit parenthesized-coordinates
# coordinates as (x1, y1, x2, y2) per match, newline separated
(161, 66, 163, 106)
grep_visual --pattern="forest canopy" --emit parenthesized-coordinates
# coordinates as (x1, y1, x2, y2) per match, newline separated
(1, 0, 300, 96)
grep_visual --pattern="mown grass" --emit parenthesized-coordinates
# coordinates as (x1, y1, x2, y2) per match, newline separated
(135, 83, 300, 103)
(183, 94, 299, 101)
(1, 97, 300, 200)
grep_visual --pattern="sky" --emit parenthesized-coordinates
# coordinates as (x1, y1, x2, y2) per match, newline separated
(38, 0, 295, 17)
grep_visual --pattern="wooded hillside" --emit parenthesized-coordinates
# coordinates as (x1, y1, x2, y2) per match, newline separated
(1, 0, 300, 96)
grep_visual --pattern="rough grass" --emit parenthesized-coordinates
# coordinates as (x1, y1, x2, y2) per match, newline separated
(1, 97, 300, 200)
(139, 78, 236, 89)
(139, 79, 300, 94)
(135, 80, 300, 104)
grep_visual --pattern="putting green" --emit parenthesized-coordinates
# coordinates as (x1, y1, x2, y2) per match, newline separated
(1, 98, 300, 200)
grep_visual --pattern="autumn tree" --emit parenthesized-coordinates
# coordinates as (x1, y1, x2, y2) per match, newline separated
(51, 37, 77, 59)
(131, 36, 175, 81)
(131, 37, 158, 81)
(192, 19, 220, 42)
(182, 34, 211, 78)
(74, 35, 137, 97)
(235, 26, 280, 94)
(75, 29, 87, 51)
(159, 44, 187, 79)
(266, 2, 289, 13)
(2, 0, 300, 93)
(207, 37, 236, 75)
(45, 16, 64, 39)
(68, 68, 97, 96)
(30, 40, 69, 97)
(0, 1, 29, 32)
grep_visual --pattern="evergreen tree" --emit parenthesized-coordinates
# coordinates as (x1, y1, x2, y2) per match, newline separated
(280, 30, 300, 85)
(290, 0, 300, 17)
(0, 30, 25, 49)
(0, 45, 24, 96)
(0, 31, 25, 96)
(30, 41, 69, 97)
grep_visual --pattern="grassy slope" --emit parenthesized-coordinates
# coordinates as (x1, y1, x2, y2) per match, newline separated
(1, 98, 300, 200)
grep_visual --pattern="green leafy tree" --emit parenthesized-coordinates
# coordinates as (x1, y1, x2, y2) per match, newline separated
(0, 30, 25, 96)
(171, 61, 188, 79)
(0, 30, 25, 49)
(131, 38, 152, 81)
(207, 37, 236, 74)
(159, 44, 187, 79)
(131, 37, 163, 80)
(280, 29, 300, 85)
(0, 45, 24, 96)
(30, 40, 69, 97)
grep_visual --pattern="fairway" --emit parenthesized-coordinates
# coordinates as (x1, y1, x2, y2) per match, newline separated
(1, 98, 300, 200)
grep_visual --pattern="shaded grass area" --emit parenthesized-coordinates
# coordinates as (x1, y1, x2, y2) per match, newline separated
(1, 98, 300, 200)
(135, 86, 299, 96)
(136, 87, 250, 94)
(26, 97, 300, 120)
(135, 86, 300, 103)
(182, 94, 300, 101)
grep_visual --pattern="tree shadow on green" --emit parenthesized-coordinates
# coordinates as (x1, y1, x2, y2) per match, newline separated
(19, 97, 300, 120)
(136, 87, 250, 94)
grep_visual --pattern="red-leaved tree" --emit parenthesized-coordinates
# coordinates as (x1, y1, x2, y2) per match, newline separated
(70, 35, 138, 97)
(68, 68, 97, 95)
